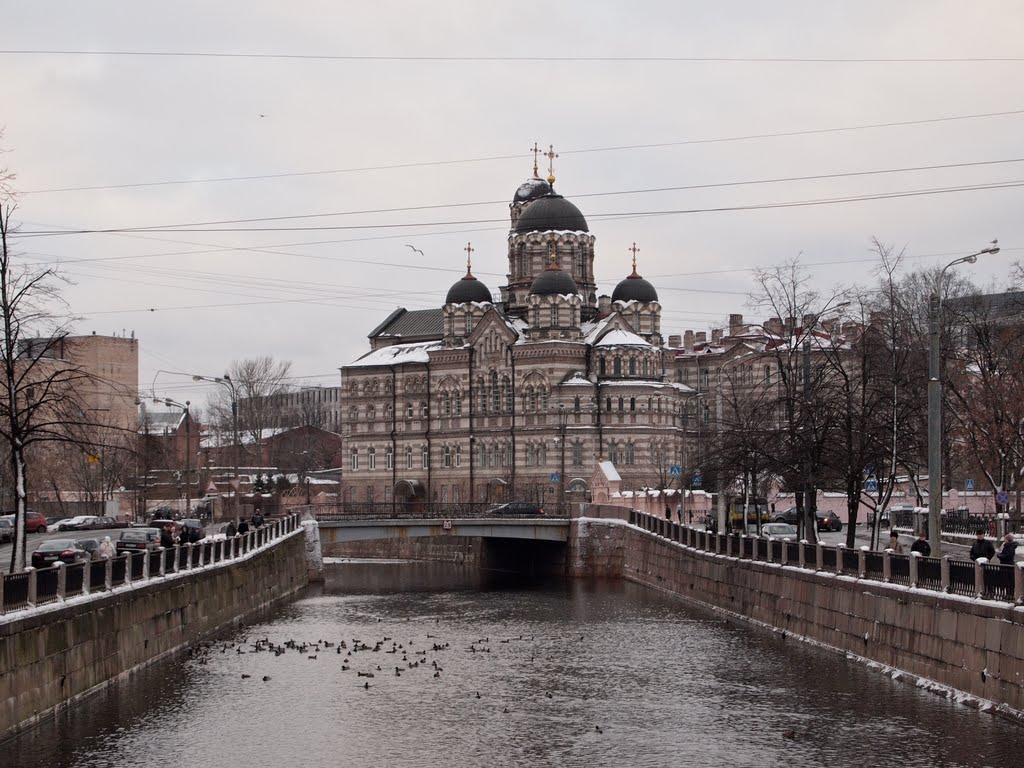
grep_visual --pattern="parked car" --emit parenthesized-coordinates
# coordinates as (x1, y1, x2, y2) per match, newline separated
(77, 516, 127, 531)
(487, 502, 543, 516)
(74, 538, 101, 559)
(56, 515, 99, 532)
(116, 528, 162, 553)
(771, 507, 800, 524)
(0, 511, 48, 534)
(46, 516, 68, 528)
(31, 539, 88, 568)
(179, 519, 206, 543)
(147, 519, 181, 538)
(0, 518, 13, 543)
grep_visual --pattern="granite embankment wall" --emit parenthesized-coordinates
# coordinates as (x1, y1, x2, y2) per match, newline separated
(568, 517, 1024, 719)
(322, 536, 481, 563)
(0, 531, 308, 741)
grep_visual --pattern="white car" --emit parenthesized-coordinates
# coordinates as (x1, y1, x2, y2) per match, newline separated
(56, 515, 99, 532)
(758, 523, 799, 540)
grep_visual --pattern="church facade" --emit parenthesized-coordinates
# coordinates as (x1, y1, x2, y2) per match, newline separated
(340, 152, 696, 509)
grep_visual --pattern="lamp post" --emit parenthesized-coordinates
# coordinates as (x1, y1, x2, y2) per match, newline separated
(927, 241, 999, 555)
(193, 374, 239, 518)
(157, 397, 191, 516)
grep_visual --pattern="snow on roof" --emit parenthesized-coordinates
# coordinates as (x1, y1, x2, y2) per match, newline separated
(348, 340, 442, 368)
(582, 316, 614, 344)
(595, 328, 649, 348)
(562, 372, 592, 386)
(598, 460, 621, 482)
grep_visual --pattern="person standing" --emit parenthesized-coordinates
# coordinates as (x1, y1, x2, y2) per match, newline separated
(887, 531, 904, 554)
(225, 519, 237, 538)
(910, 532, 931, 557)
(96, 536, 115, 559)
(996, 533, 1018, 565)
(237, 518, 250, 536)
(969, 529, 996, 561)
(664, 503, 672, 521)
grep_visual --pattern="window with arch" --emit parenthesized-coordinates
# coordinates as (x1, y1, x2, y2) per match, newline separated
(572, 440, 583, 466)
(386, 446, 394, 470)
(540, 389, 549, 412)
(502, 444, 511, 466)
(614, 357, 622, 376)
(624, 443, 635, 465)
(642, 359, 649, 377)
(764, 365, 773, 384)
(465, 313, 474, 334)
(576, 251, 586, 277)
(454, 394, 463, 416)
(348, 406, 358, 422)
(405, 445, 413, 469)
(490, 371, 499, 412)
(618, 397, 624, 412)
(421, 446, 429, 469)
(526, 444, 536, 467)
(528, 388, 538, 413)
(443, 446, 452, 467)
(367, 405, 375, 421)
(628, 358, 636, 375)
(608, 443, 619, 464)
(405, 402, 414, 418)
(384, 379, 392, 394)
(503, 376, 512, 412)
(573, 396, 581, 412)
(420, 402, 428, 418)
(599, 357, 607, 376)
(630, 397, 636, 412)
(349, 447, 359, 470)
(477, 377, 486, 405)
(491, 445, 500, 467)
(634, 311, 641, 330)
(443, 393, 451, 416)
(384, 404, 393, 421)
(367, 447, 376, 470)
(700, 369, 709, 389)
(549, 305, 558, 326)
(605, 396, 612, 412)
(455, 445, 462, 467)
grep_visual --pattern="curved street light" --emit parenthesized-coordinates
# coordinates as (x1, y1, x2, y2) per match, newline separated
(927, 240, 1000, 555)
(191, 374, 240, 520)
(156, 397, 191, 516)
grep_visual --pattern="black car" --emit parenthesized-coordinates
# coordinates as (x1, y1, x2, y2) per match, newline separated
(0, 518, 13, 543)
(770, 507, 842, 532)
(31, 539, 88, 568)
(487, 502, 544, 516)
(74, 538, 101, 559)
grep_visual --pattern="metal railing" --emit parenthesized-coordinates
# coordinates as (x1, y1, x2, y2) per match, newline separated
(309, 501, 554, 522)
(0, 514, 302, 617)
(625, 509, 1024, 604)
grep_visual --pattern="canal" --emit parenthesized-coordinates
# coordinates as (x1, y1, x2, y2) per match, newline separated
(5, 561, 1021, 767)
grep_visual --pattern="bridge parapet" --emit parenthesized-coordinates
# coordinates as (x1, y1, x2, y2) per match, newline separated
(305, 502, 559, 523)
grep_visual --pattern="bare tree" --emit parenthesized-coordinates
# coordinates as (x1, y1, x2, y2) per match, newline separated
(207, 356, 292, 465)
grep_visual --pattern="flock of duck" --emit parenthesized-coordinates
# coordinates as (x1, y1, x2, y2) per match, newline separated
(187, 629, 604, 733)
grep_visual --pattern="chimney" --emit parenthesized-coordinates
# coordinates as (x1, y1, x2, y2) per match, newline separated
(598, 295, 612, 316)
(667, 334, 681, 349)
(728, 314, 743, 336)
(683, 330, 694, 352)
(785, 316, 797, 333)
(711, 329, 723, 343)
(695, 331, 707, 345)
(765, 317, 783, 336)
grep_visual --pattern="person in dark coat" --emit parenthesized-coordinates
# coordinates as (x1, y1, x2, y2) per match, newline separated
(159, 524, 176, 550)
(996, 533, 1018, 565)
(664, 504, 672, 520)
(910, 532, 931, 557)
(969, 530, 996, 561)
(237, 518, 250, 536)
(225, 520, 237, 538)
(252, 510, 265, 528)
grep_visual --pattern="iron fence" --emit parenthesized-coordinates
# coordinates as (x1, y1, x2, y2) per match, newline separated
(947, 559, 975, 597)
(983, 563, 1015, 601)
(917, 557, 943, 591)
(890, 554, 911, 586)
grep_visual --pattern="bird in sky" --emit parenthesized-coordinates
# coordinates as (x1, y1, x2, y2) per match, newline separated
(406, 245, 424, 257)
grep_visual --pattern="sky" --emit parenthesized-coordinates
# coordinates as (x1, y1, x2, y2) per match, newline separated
(3, 1, 1023, 408)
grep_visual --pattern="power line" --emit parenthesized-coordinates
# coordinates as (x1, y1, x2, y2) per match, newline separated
(19, 108, 1024, 194)
(17, 178, 1024, 236)
(3, 49, 1022, 64)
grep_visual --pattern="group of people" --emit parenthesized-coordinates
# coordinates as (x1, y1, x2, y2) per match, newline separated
(888, 529, 1018, 564)
(159, 522, 202, 549)
(223, 511, 265, 538)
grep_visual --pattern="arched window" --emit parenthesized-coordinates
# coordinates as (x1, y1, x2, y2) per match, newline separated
(529, 388, 538, 413)
(625, 443, 635, 465)
(540, 389, 549, 412)
(629, 397, 636, 412)
(367, 447, 376, 470)
(490, 370, 500, 412)
(618, 397, 624, 412)
(386, 446, 394, 470)
(764, 365, 773, 384)
(443, 393, 451, 416)
(628, 358, 636, 375)
(405, 446, 413, 469)
(608, 443, 618, 464)
(443, 446, 452, 467)
(526, 444, 536, 467)
(405, 402, 414, 418)
(421, 446, 430, 469)
(605, 396, 612, 412)
(455, 445, 462, 467)
(576, 251, 586, 277)
(550, 305, 558, 326)
(642, 359, 649, 377)
(350, 447, 359, 470)
(502, 444, 511, 466)
(614, 357, 622, 376)
(384, 404, 393, 420)
(466, 313, 474, 334)
(503, 376, 513, 412)
(572, 441, 583, 466)
(455, 394, 463, 416)
(477, 377, 486, 404)
(573, 396, 581, 412)
(491, 445, 500, 467)
(599, 358, 606, 376)
(349, 406, 358, 422)
(384, 379, 392, 394)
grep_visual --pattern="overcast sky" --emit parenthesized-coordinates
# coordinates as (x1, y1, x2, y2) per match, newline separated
(4, 1, 1022, 408)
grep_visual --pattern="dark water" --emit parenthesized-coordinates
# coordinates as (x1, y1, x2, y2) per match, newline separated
(5, 562, 1022, 768)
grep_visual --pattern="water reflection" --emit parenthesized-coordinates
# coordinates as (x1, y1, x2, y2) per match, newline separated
(5, 562, 1021, 768)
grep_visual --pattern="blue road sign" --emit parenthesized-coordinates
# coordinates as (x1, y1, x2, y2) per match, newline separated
(965, 478, 975, 491)
(865, 478, 878, 493)
(691, 475, 703, 488)
(669, 465, 682, 477)
(996, 489, 1010, 505)
(550, 472, 561, 482)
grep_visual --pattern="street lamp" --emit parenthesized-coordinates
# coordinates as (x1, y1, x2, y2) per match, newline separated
(927, 240, 999, 555)
(157, 397, 191, 516)
(191, 373, 240, 520)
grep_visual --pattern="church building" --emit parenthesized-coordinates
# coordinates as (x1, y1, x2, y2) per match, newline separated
(340, 147, 696, 509)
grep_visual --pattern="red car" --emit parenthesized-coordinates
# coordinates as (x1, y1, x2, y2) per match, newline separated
(0, 511, 48, 534)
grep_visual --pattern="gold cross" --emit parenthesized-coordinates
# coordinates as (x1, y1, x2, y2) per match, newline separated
(530, 142, 541, 176)
(464, 242, 474, 273)
(545, 144, 558, 184)
(629, 242, 640, 272)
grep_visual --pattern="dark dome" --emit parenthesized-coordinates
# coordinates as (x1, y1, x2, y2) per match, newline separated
(445, 272, 492, 304)
(514, 194, 589, 234)
(530, 266, 578, 296)
(513, 176, 553, 204)
(612, 270, 659, 304)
